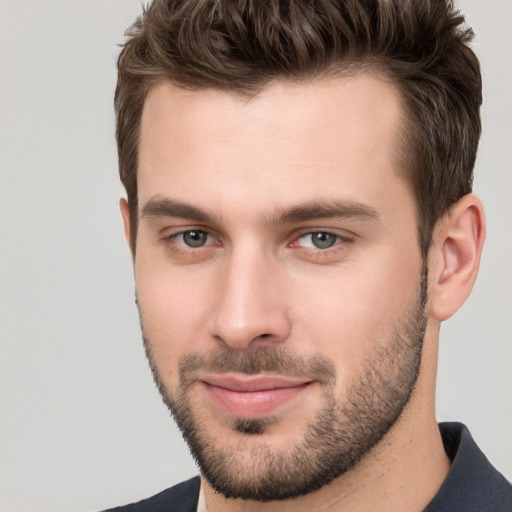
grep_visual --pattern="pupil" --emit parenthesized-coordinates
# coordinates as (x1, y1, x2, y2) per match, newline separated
(184, 231, 206, 247)
(312, 232, 336, 249)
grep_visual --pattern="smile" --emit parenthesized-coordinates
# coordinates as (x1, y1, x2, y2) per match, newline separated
(200, 374, 313, 418)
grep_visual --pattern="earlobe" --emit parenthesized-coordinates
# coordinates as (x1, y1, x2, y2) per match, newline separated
(119, 198, 133, 255)
(429, 194, 486, 321)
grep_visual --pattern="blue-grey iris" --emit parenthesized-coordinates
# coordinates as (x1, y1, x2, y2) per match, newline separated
(311, 232, 337, 249)
(183, 230, 208, 247)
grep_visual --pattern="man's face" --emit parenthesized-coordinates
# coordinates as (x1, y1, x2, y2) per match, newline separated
(130, 75, 428, 501)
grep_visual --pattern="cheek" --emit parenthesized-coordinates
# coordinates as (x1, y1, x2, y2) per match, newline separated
(134, 257, 214, 375)
(291, 252, 422, 379)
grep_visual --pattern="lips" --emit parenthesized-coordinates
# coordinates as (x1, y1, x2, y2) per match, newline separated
(200, 374, 312, 418)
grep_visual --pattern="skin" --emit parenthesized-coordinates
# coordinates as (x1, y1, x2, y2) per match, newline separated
(121, 74, 485, 511)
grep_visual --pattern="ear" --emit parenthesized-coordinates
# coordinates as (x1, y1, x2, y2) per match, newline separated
(428, 194, 486, 321)
(119, 197, 134, 257)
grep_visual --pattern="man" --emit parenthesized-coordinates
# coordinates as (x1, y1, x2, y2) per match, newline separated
(105, 0, 512, 510)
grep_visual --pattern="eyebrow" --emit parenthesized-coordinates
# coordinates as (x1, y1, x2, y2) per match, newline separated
(141, 198, 217, 224)
(141, 197, 379, 226)
(267, 200, 380, 225)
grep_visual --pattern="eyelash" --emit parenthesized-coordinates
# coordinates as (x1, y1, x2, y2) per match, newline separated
(162, 230, 219, 256)
(293, 232, 350, 250)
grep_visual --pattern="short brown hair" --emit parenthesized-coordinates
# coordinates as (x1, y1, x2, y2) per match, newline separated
(115, 0, 482, 257)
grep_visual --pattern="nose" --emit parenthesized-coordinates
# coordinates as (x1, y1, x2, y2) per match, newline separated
(208, 247, 291, 350)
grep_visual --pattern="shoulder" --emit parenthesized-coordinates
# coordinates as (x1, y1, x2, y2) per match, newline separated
(426, 423, 512, 511)
(101, 476, 201, 512)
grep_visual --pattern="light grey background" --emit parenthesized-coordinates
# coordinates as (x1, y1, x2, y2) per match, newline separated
(0, 1, 510, 511)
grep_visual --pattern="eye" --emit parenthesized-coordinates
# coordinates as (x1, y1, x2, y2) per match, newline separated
(174, 230, 214, 248)
(296, 232, 342, 250)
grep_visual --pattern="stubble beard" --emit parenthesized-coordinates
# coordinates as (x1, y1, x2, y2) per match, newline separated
(140, 266, 428, 502)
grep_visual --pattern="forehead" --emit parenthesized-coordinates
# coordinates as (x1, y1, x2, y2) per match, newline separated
(137, 74, 410, 222)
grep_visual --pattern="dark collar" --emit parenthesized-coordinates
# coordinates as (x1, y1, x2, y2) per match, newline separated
(425, 422, 512, 511)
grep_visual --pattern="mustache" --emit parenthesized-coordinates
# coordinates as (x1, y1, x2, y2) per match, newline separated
(177, 347, 336, 388)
